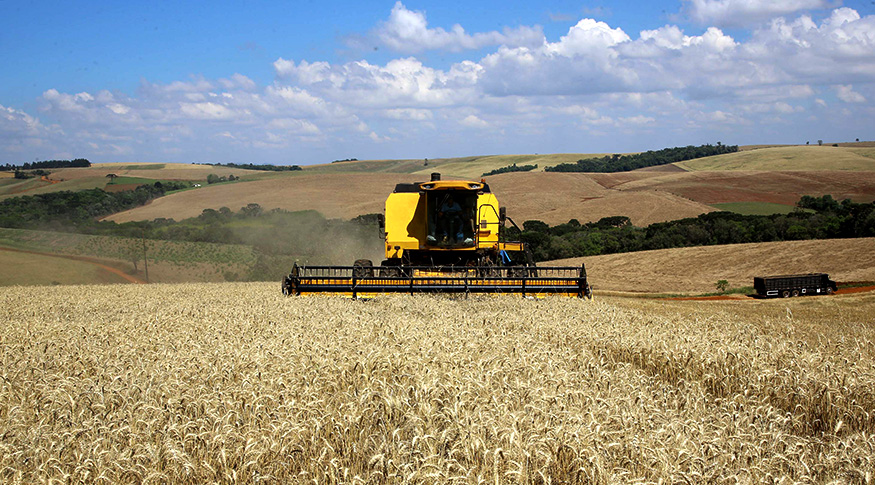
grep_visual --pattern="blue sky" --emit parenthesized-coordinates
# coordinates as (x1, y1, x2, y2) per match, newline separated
(2, 0, 874, 164)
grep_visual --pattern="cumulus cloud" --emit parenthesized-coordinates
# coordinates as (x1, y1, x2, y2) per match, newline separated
(459, 114, 489, 128)
(5, 3, 875, 164)
(683, 0, 836, 27)
(835, 85, 866, 103)
(374, 2, 543, 53)
(1, 104, 45, 137)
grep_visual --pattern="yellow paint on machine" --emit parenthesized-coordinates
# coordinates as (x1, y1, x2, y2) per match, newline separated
(383, 180, 503, 260)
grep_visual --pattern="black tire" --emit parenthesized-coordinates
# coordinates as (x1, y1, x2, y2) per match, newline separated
(826, 287, 835, 295)
(353, 259, 374, 278)
(782, 290, 791, 298)
(378, 259, 402, 277)
(379, 267, 401, 277)
(792, 289, 800, 297)
(508, 267, 527, 278)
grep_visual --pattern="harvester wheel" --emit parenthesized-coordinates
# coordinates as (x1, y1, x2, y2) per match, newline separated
(281, 276, 295, 296)
(792, 289, 800, 297)
(379, 266, 401, 277)
(353, 259, 374, 278)
(508, 267, 527, 278)
(782, 290, 791, 298)
(827, 287, 834, 295)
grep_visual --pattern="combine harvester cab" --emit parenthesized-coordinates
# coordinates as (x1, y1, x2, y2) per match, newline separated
(283, 173, 592, 298)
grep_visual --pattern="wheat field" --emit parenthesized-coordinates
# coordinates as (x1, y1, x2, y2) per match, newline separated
(1, 283, 873, 483)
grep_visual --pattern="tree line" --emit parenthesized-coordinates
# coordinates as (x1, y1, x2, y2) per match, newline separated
(0, 182, 189, 230)
(482, 163, 538, 177)
(544, 144, 738, 173)
(1, 159, 91, 171)
(508, 195, 875, 262)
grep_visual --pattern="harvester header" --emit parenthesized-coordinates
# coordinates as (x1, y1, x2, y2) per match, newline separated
(283, 172, 592, 298)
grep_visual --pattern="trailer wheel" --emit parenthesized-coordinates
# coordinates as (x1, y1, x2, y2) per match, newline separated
(782, 290, 791, 298)
(826, 287, 834, 295)
(792, 289, 800, 297)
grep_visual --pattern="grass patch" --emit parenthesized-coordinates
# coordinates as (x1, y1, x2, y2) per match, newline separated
(0, 249, 129, 286)
(113, 164, 166, 170)
(0, 228, 258, 279)
(106, 176, 163, 186)
(838, 281, 875, 289)
(711, 201, 800, 215)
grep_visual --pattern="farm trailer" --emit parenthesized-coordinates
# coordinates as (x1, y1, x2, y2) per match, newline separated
(754, 273, 837, 298)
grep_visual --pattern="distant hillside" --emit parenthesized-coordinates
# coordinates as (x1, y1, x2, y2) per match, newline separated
(676, 146, 875, 171)
(5, 145, 875, 232)
(0, 227, 257, 285)
(303, 153, 601, 180)
(105, 171, 717, 227)
(0, 162, 274, 200)
(548, 238, 875, 294)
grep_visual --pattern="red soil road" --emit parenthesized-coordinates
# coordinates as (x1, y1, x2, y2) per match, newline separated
(836, 285, 875, 294)
(0, 247, 147, 284)
(666, 285, 875, 300)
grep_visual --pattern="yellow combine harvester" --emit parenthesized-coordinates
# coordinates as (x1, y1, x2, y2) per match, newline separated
(282, 173, 592, 298)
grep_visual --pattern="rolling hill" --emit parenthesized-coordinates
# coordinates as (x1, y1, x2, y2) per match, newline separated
(548, 237, 875, 294)
(676, 145, 875, 171)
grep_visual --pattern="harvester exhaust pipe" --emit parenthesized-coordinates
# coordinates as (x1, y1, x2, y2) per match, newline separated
(431, 172, 441, 181)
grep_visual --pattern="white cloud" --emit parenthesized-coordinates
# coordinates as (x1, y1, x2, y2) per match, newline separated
(835, 85, 866, 103)
(1, 104, 44, 137)
(219, 73, 256, 91)
(274, 57, 476, 108)
(6, 3, 875, 164)
(179, 102, 235, 120)
(459, 114, 489, 128)
(375, 2, 543, 53)
(384, 108, 433, 120)
(546, 18, 631, 57)
(683, 0, 835, 27)
(620, 115, 656, 125)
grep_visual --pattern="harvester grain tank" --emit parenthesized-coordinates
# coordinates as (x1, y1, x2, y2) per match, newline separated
(283, 173, 592, 298)
(754, 273, 837, 298)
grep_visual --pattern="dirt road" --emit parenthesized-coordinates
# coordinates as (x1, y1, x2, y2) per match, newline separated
(0, 247, 146, 284)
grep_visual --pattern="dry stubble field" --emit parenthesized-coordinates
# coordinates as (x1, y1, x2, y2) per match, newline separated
(1, 283, 874, 483)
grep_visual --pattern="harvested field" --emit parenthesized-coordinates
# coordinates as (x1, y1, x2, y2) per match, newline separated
(106, 173, 414, 222)
(303, 154, 604, 179)
(549, 238, 875, 293)
(74, 149, 875, 226)
(612, 170, 875, 204)
(50, 162, 258, 182)
(539, 189, 714, 226)
(677, 146, 875, 171)
(1, 283, 873, 483)
(107, 171, 717, 226)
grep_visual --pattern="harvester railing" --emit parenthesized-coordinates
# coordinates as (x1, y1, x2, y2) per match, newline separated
(283, 264, 592, 298)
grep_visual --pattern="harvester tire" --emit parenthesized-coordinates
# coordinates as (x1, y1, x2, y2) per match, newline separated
(379, 266, 401, 277)
(353, 259, 374, 278)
